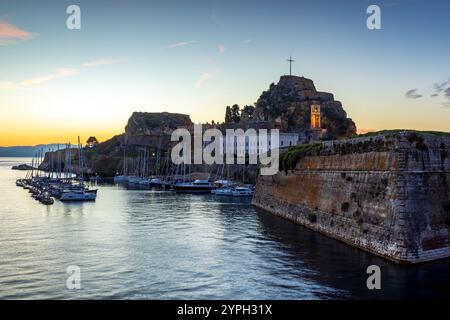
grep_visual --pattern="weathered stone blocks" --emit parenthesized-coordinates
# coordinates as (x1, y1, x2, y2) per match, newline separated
(253, 132, 450, 263)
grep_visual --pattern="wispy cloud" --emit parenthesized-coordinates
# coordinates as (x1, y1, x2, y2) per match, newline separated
(21, 68, 77, 86)
(218, 45, 225, 54)
(405, 89, 423, 99)
(443, 87, 450, 108)
(431, 79, 450, 107)
(433, 79, 450, 93)
(410, 78, 450, 108)
(0, 20, 34, 45)
(444, 87, 450, 97)
(0, 68, 77, 89)
(0, 57, 120, 90)
(82, 58, 119, 68)
(195, 70, 218, 88)
(168, 40, 197, 48)
(241, 39, 251, 43)
(0, 81, 22, 90)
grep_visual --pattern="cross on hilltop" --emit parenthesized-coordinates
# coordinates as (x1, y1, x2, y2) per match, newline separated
(286, 55, 295, 76)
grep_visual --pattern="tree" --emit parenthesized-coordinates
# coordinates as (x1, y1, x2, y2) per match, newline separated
(231, 104, 241, 123)
(241, 105, 255, 120)
(225, 106, 232, 124)
(86, 136, 99, 148)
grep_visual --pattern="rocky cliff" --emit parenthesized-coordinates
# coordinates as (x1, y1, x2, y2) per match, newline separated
(40, 112, 193, 177)
(253, 75, 356, 138)
(252, 131, 450, 263)
(124, 111, 192, 145)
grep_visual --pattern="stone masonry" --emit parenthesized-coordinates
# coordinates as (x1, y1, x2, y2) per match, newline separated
(252, 131, 450, 263)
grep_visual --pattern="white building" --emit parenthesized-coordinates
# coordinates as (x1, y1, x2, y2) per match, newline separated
(204, 132, 300, 157)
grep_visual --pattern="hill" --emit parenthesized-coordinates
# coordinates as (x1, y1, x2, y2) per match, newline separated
(0, 144, 63, 157)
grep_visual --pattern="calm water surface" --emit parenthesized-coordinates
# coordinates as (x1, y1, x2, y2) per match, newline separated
(1, 158, 449, 299)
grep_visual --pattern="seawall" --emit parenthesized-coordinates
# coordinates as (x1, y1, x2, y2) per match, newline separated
(252, 131, 450, 263)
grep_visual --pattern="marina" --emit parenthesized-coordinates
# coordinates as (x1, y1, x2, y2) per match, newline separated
(15, 138, 98, 205)
(16, 146, 254, 207)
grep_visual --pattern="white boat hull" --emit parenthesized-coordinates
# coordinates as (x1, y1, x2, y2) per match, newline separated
(60, 192, 96, 201)
(212, 189, 234, 196)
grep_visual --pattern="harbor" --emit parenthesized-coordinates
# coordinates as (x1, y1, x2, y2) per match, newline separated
(15, 140, 256, 206)
(2, 157, 450, 299)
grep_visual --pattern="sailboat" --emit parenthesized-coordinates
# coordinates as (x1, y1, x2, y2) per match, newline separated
(114, 147, 130, 183)
(59, 137, 97, 202)
(60, 186, 97, 201)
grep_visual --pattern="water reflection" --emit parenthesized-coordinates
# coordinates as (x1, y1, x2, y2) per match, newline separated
(0, 158, 449, 299)
(253, 209, 450, 299)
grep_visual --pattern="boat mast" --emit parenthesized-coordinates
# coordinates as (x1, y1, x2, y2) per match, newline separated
(78, 136, 83, 185)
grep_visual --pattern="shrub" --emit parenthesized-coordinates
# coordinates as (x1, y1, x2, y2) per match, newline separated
(307, 213, 317, 223)
(407, 133, 428, 151)
(279, 143, 321, 172)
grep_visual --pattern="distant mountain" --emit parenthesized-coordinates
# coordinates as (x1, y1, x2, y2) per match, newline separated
(0, 144, 66, 157)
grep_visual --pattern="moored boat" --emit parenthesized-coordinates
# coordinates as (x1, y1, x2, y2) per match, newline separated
(212, 187, 234, 196)
(113, 175, 128, 183)
(231, 186, 254, 197)
(174, 179, 214, 193)
(60, 188, 97, 201)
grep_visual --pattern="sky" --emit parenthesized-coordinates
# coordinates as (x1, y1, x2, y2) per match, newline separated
(0, 0, 449, 146)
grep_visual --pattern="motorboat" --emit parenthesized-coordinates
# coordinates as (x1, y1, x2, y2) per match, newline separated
(174, 179, 214, 193)
(212, 187, 234, 196)
(231, 186, 254, 197)
(60, 187, 97, 201)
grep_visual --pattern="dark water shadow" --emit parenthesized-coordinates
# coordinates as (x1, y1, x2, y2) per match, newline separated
(253, 208, 450, 299)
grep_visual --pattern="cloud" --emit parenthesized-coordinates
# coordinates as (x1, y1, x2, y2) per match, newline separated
(218, 45, 225, 54)
(433, 79, 450, 93)
(20, 68, 77, 86)
(429, 78, 450, 107)
(444, 87, 450, 98)
(82, 58, 119, 68)
(195, 70, 218, 88)
(0, 20, 34, 45)
(405, 89, 423, 99)
(168, 40, 197, 48)
(0, 56, 119, 90)
(0, 81, 22, 90)
(442, 87, 450, 108)
(241, 39, 251, 43)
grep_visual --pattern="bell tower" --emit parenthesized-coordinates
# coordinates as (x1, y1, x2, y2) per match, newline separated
(311, 104, 321, 130)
